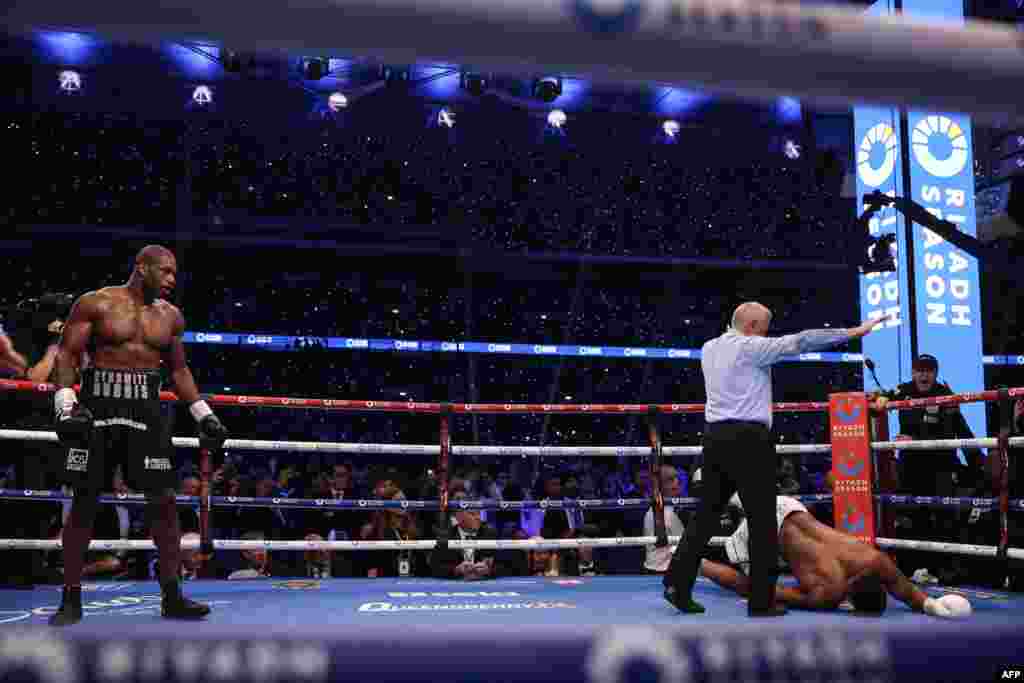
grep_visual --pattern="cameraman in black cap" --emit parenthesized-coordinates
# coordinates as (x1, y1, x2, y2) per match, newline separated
(881, 354, 984, 584)
(0, 293, 76, 587)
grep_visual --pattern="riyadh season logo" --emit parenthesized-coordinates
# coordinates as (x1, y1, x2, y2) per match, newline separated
(857, 122, 898, 188)
(912, 115, 968, 179)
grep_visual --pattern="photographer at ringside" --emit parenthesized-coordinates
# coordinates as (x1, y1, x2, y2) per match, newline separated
(0, 293, 77, 587)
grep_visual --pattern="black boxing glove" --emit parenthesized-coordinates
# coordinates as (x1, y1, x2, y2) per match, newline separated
(190, 400, 228, 448)
(54, 387, 93, 447)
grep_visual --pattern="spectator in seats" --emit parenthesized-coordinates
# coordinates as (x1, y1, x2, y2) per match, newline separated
(295, 473, 355, 543)
(528, 538, 560, 577)
(302, 533, 352, 578)
(236, 470, 290, 540)
(541, 471, 588, 539)
(72, 469, 139, 579)
(179, 532, 212, 580)
(228, 530, 273, 579)
(331, 462, 355, 499)
(360, 490, 427, 578)
(777, 456, 801, 495)
(643, 465, 687, 574)
(619, 466, 652, 536)
(432, 491, 500, 580)
(178, 473, 201, 534)
(493, 480, 525, 535)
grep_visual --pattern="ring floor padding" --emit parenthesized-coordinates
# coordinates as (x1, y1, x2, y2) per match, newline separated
(1, 575, 1021, 682)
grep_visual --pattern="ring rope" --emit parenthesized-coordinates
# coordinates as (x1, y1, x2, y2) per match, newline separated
(1, 489, 1016, 512)
(3, 379, 1020, 413)
(1, 535, 1021, 560)
(3, 429, 1013, 455)
(0, 489, 837, 511)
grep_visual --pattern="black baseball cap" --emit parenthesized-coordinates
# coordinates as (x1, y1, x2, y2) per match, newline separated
(912, 354, 939, 371)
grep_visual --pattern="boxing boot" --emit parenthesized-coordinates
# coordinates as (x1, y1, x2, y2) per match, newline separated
(48, 586, 83, 627)
(161, 579, 210, 620)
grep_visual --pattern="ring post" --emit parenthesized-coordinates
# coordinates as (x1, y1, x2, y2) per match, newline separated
(995, 387, 1012, 580)
(869, 395, 898, 537)
(829, 393, 876, 546)
(436, 402, 453, 552)
(646, 405, 668, 548)
(198, 446, 217, 557)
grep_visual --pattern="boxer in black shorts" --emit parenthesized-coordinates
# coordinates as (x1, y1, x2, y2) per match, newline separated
(50, 245, 228, 626)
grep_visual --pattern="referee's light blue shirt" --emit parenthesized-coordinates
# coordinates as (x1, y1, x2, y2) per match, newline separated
(701, 328, 852, 429)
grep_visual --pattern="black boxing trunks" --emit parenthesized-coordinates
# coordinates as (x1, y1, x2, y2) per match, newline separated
(61, 367, 176, 494)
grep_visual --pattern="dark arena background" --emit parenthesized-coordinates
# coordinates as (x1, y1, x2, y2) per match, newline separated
(2, 0, 1024, 681)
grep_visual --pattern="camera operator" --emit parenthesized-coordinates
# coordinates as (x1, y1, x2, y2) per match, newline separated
(0, 293, 76, 587)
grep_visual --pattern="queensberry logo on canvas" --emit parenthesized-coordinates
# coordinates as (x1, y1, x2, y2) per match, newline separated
(572, 0, 646, 35)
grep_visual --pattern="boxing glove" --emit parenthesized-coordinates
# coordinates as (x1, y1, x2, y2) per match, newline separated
(54, 387, 93, 447)
(923, 594, 972, 618)
(191, 400, 228, 448)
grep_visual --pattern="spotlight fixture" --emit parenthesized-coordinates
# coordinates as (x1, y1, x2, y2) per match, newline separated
(662, 119, 680, 138)
(57, 69, 81, 93)
(304, 58, 328, 80)
(382, 65, 410, 85)
(533, 76, 562, 103)
(328, 92, 348, 112)
(223, 50, 242, 73)
(192, 85, 213, 106)
(784, 139, 802, 160)
(547, 109, 567, 129)
(461, 72, 488, 96)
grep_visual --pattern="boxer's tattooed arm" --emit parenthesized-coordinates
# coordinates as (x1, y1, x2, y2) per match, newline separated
(53, 292, 97, 388)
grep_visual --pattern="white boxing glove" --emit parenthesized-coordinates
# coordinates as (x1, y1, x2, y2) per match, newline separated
(923, 594, 972, 618)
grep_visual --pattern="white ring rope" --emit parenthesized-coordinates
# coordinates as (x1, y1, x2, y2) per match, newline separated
(4, 429, 1007, 456)
(2, 535, 1021, 560)
(0, 536, 688, 551)
(876, 538, 1024, 561)
(872, 437, 1024, 451)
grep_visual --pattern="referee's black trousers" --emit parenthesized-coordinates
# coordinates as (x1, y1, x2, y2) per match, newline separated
(665, 420, 778, 611)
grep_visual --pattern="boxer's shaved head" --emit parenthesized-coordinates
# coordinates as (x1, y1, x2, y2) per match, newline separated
(730, 302, 772, 336)
(131, 245, 177, 301)
(136, 245, 175, 268)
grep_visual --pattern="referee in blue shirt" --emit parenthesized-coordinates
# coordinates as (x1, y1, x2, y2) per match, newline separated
(663, 302, 888, 616)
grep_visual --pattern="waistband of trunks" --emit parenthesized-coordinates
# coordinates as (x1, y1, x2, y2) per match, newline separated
(81, 367, 163, 401)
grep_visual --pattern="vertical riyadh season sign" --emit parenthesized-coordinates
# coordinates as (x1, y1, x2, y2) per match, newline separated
(903, 0, 985, 440)
(854, 102, 912, 394)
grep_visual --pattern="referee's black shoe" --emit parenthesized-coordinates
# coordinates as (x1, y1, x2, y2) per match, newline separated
(663, 585, 706, 614)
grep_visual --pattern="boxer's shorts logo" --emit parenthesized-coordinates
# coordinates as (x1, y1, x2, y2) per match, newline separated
(66, 448, 89, 472)
(572, 0, 646, 36)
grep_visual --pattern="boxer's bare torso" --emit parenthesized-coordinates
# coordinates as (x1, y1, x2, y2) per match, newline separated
(72, 286, 180, 371)
(781, 511, 877, 598)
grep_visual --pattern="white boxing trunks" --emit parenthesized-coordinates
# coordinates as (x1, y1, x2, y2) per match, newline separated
(724, 496, 808, 574)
